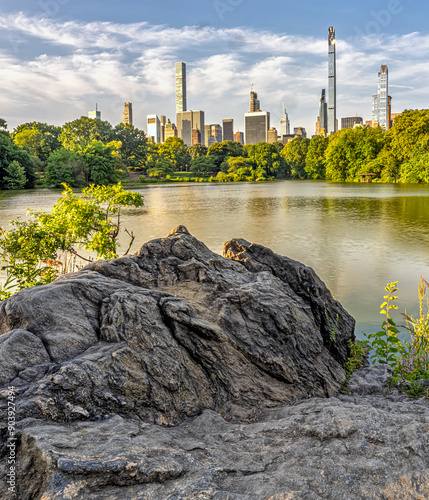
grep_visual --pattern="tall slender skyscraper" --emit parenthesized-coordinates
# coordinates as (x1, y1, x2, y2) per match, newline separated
(175, 62, 187, 114)
(317, 90, 328, 136)
(328, 27, 337, 135)
(372, 65, 389, 130)
(122, 102, 133, 125)
(280, 103, 290, 136)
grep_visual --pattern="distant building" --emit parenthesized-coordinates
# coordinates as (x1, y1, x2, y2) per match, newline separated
(316, 89, 328, 136)
(328, 27, 337, 134)
(164, 119, 178, 139)
(147, 115, 161, 143)
(192, 129, 201, 145)
(88, 104, 101, 120)
(205, 124, 222, 147)
(175, 62, 187, 114)
(372, 65, 389, 130)
(234, 131, 244, 144)
(365, 120, 373, 128)
(249, 90, 261, 113)
(122, 103, 133, 125)
(293, 127, 307, 138)
(341, 117, 363, 129)
(282, 134, 299, 144)
(280, 103, 290, 136)
(267, 127, 278, 144)
(222, 119, 234, 142)
(160, 115, 166, 143)
(244, 88, 269, 144)
(177, 110, 205, 146)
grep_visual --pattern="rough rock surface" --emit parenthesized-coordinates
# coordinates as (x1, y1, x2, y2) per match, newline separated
(1, 227, 428, 498)
(0, 226, 354, 428)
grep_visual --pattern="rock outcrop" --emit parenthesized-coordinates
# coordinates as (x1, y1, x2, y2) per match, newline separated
(1, 227, 427, 499)
(0, 226, 354, 427)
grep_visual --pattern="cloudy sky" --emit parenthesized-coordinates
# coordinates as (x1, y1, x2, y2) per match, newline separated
(0, 0, 428, 136)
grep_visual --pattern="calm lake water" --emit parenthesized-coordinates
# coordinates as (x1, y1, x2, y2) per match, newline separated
(1, 180, 429, 339)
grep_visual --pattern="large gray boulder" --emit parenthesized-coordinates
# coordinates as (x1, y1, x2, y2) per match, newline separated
(7, 227, 428, 499)
(0, 226, 355, 427)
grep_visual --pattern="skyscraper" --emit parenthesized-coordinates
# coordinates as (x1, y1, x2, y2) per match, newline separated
(316, 90, 328, 136)
(328, 27, 337, 135)
(372, 65, 389, 130)
(245, 89, 270, 144)
(280, 103, 290, 136)
(205, 124, 222, 147)
(222, 119, 234, 142)
(147, 115, 161, 143)
(122, 103, 133, 125)
(175, 62, 187, 114)
(88, 104, 101, 120)
(176, 110, 205, 146)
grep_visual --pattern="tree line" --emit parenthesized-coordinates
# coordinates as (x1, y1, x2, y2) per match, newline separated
(0, 108, 428, 189)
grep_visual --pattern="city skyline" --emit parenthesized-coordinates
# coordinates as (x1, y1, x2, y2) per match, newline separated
(0, 3, 428, 134)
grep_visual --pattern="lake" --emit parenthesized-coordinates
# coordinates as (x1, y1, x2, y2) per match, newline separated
(1, 180, 429, 338)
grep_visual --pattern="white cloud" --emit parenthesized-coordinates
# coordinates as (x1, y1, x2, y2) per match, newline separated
(0, 13, 428, 135)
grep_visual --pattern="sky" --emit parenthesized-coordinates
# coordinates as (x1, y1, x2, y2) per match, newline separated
(0, 0, 428, 136)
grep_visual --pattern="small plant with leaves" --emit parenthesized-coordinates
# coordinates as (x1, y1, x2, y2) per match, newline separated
(362, 281, 402, 368)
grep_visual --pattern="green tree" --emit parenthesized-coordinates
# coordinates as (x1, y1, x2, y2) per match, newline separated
(45, 148, 85, 187)
(0, 133, 36, 189)
(0, 184, 144, 294)
(13, 122, 61, 163)
(3, 160, 27, 190)
(60, 117, 114, 150)
(190, 156, 216, 176)
(188, 143, 208, 160)
(324, 127, 384, 182)
(280, 138, 310, 179)
(208, 141, 245, 172)
(247, 143, 287, 178)
(305, 135, 328, 179)
(77, 140, 122, 185)
(113, 123, 148, 171)
(147, 158, 176, 178)
(157, 137, 188, 171)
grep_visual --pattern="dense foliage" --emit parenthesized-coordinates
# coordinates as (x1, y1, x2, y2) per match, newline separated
(0, 184, 143, 297)
(1, 109, 428, 190)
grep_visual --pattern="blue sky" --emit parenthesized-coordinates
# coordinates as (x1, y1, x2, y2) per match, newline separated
(0, 0, 428, 135)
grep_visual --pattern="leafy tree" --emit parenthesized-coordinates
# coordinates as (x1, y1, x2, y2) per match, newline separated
(113, 123, 148, 171)
(305, 135, 328, 179)
(280, 138, 310, 178)
(208, 141, 245, 172)
(0, 133, 36, 189)
(77, 140, 122, 185)
(3, 160, 27, 190)
(188, 143, 208, 160)
(324, 127, 384, 182)
(400, 147, 429, 183)
(147, 158, 176, 178)
(45, 148, 85, 187)
(0, 184, 144, 295)
(0, 119, 8, 134)
(190, 156, 216, 176)
(246, 142, 287, 178)
(13, 122, 61, 163)
(157, 137, 188, 171)
(60, 117, 114, 150)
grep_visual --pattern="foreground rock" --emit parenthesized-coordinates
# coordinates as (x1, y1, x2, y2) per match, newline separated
(5, 227, 427, 498)
(10, 387, 429, 500)
(0, 226, 354, 428)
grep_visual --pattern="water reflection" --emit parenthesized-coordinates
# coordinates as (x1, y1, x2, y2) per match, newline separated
(1, 181, 429, 337)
